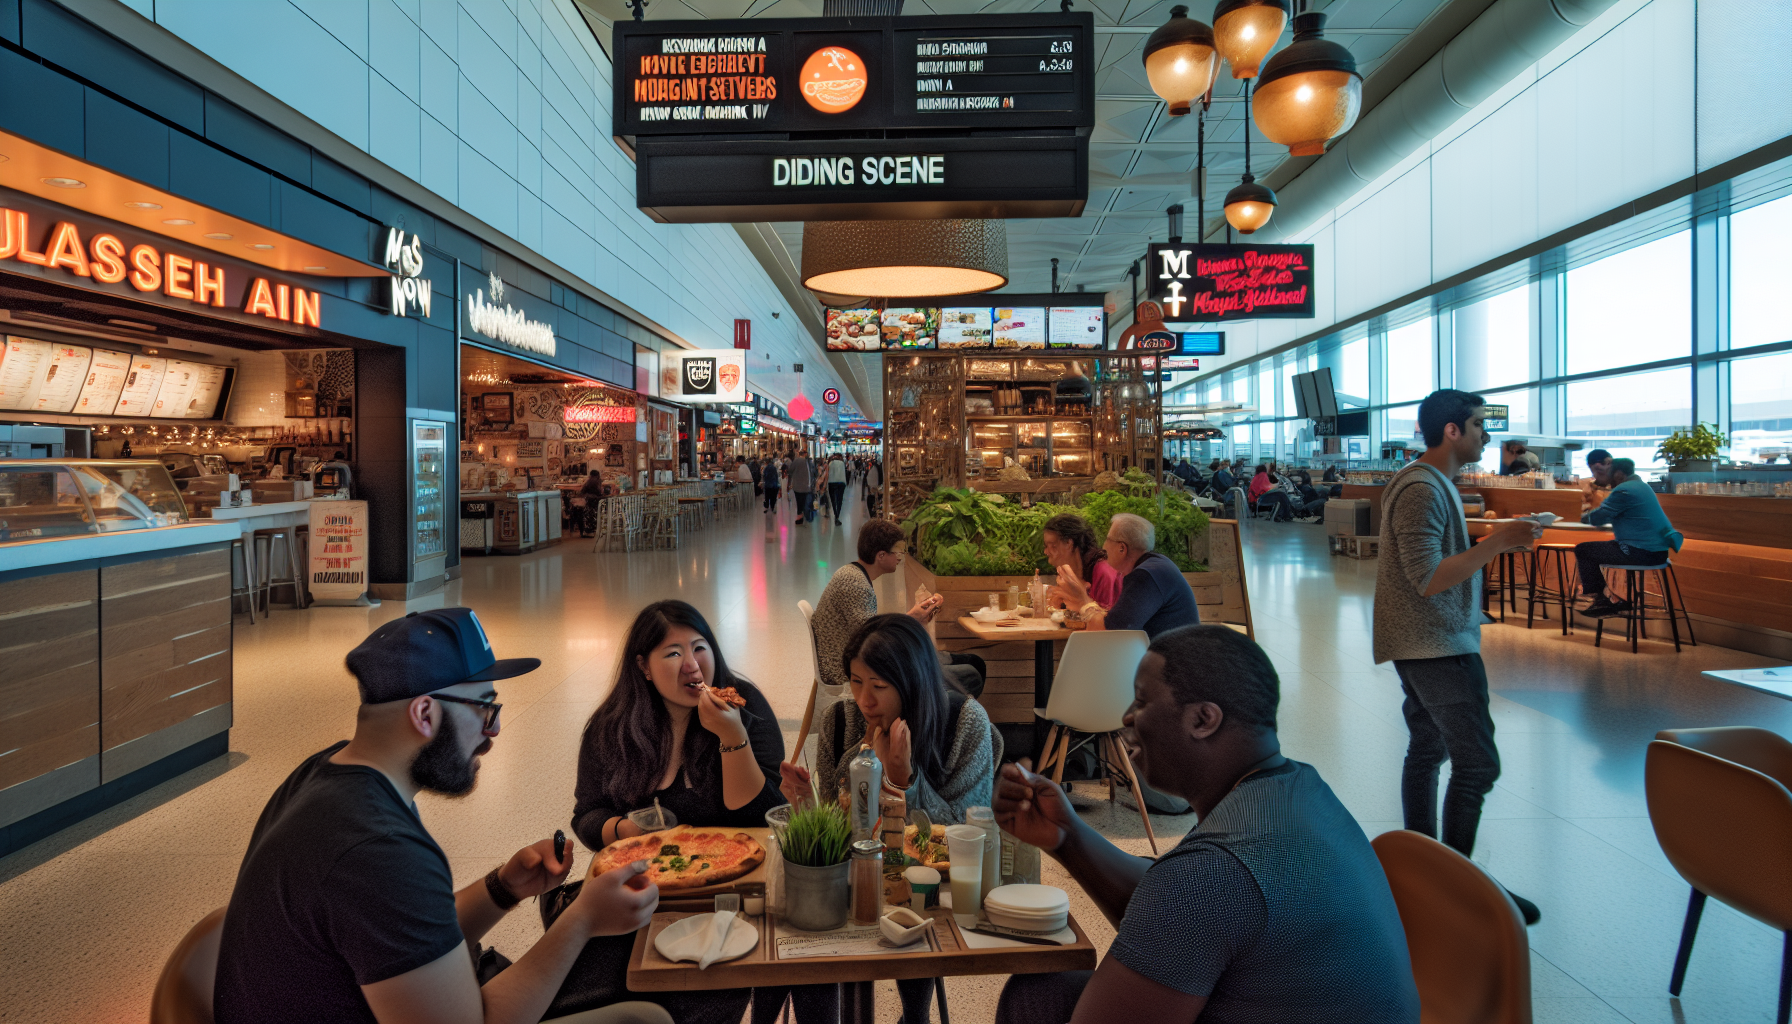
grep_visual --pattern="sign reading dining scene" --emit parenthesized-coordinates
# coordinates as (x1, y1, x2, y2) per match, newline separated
(613, 14, 1093, 222)
(1145, 243, 1316, 322)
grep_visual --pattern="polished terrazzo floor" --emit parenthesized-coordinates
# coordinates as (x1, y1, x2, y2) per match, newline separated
(2, 481, 1787, 1024)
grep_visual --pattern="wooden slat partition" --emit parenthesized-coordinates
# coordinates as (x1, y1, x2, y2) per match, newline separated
(99, 549, 232, 755)
(0, 571, 98, 792)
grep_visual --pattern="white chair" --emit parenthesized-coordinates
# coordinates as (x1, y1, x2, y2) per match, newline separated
(1034, 629, 1157, 854)
(791, 599, 832, 766)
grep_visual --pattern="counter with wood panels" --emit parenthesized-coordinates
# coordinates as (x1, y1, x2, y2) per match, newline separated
(0, 523, 236, 856)
(1337, 482, 1792, 657)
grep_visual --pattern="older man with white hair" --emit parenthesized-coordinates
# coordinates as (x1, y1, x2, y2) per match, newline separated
(1051, 512, 1200, 639)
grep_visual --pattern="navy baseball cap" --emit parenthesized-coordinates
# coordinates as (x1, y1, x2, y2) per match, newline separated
(1586, 449, 1612, 467)
(345, 608, 540, 704)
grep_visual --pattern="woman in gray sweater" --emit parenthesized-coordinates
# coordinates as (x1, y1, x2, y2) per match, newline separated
(769, 614, 1000, 1024)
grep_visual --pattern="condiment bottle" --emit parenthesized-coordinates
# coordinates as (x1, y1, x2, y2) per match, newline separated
(848, 744, 883, 841)
(966, 807, 1001, 907)
(850, 839, 884, 926)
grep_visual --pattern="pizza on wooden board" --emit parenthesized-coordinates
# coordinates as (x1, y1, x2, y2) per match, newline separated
(593, 827, 765, 889)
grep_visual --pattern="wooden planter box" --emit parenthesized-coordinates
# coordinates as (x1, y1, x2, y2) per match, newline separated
(910, 519, 1253, 727)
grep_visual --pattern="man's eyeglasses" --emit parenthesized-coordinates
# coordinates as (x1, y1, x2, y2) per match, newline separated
(432, 693, 502, 731)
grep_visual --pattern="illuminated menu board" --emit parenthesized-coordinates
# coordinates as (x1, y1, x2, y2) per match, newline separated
(0, 337, 232, 418)
(113, 356, 166, 417)
(75, 348, 132, 415)
(993, 307, 1046, 349)
(151, 360, 199, 419)
(0, 337, 51, 410)
(938, 307, 993, 349)
(35, 343, 94, 413)
(1047, 307, 1104, 349)
(183, 364, 229, 419)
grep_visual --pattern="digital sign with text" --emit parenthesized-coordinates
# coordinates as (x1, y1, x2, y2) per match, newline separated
(1146, 243, 1316, 322)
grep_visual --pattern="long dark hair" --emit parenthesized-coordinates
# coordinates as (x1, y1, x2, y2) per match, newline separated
(843, 615, 952, 787)
(1043, 511, 1106, 584)
(582, 601, 742, 809)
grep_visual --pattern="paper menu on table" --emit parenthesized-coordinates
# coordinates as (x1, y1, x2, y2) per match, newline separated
(113, 356, 167, 416)
(773, 921, 933, 959)
(0, 337, 53, 411)
(993, 308, 1045, 349)
(33, 343, 94, 413)
(150, 359, 198, 419)
(181, 364, 229, 418)
(75, 348, 133, 416)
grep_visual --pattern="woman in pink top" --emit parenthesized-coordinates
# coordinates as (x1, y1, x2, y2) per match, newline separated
(1042, 512, 1123, 609)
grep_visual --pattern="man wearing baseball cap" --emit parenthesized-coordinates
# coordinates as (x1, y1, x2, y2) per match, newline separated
(214, 608, 671, 1024)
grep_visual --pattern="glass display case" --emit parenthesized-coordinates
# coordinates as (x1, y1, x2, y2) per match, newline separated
(412, 420, 447, 563)
(0, 459, 189, 542)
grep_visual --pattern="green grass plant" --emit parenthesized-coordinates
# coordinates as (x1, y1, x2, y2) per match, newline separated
(778, 802, 853, 867)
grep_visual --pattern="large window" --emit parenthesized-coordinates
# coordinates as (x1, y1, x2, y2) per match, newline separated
(1730, 194, 1792, 351)
(1454, 286, 1531, 392)
(1728, 349, 1792, 460)
(1257, 365, 1276, 419)
(1338, 336, 1369, 408)
(1565, 366, 1692, 471)
(1386, 319, 1434, 404)
(1386, 403, 1420, 447)
(1565, 231, 1691, 374)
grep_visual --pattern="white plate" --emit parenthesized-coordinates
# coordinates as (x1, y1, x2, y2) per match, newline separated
(653, 912, 756, 965)
(984, 884, 1070, 914)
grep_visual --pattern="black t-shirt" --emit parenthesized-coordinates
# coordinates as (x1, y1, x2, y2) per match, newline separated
(214, 742, 465, 1024)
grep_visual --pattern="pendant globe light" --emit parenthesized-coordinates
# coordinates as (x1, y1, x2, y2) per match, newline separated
(801, 219, 1007, 297)
(1224, 86, 1277, 234)
(1141, 5, 1218, 116)
(1251, 10, 1362, 156)
(1212, 0, 1289, 80)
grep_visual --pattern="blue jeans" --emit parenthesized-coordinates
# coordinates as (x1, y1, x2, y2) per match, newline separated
(1395, 653, 1500, 858)
(796, 491, 815, 521)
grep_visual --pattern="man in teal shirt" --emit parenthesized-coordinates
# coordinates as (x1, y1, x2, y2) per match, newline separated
(1577, 458, 1684, 617)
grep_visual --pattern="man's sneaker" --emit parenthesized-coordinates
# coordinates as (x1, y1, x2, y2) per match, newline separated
(1587, 597, 1632, 617)
(1505, 887, 1542, 925)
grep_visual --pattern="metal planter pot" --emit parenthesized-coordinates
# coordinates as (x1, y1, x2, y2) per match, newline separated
(781, 859, 850, 931)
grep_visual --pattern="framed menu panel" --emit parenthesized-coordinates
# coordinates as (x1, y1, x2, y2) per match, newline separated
(880, 308, 938, 350)
(826, 308, 882, 351)
(31, 343, 93, 413)
(0, 337, 52, 410)
(75, 348, 132, 415)
(182, 364, 230, 418)
(1047, 307, 1104, 349)
(151, 360, 199, 419)
(993, 307, 1045, 349)
(112, 356, 167, 417)
(938, 307, 993, 349)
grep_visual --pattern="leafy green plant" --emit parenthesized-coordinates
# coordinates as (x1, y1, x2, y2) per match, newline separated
(1076, 488, 1210, 572)
(778, 802, 853, 867)
(902, 482, 1210, 576)
(1656, 423, 1727, 463)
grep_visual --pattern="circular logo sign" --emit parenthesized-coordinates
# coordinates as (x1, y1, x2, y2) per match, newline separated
(823, 388, 841, 406)
(801, 46, 867, 114)
(1134, 331, 1180, 352)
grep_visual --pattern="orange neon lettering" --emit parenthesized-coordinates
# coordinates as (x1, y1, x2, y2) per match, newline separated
(245, 277, 278, 318)
(45, 222, 91, 277)
(164, 253, 195, 300)
(194, 262, 225, 306)
(89, 235, 127, 283)
(275, 283, 291, 321)
(128, 245, 162, 292)
(293, 289, 321, 328)
(0, 209, 21, 260)
(14, 212, 48, 266)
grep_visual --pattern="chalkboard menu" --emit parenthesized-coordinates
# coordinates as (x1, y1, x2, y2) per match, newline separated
(614, 13, 1093, 222)
(1144, 243, 1317, 322)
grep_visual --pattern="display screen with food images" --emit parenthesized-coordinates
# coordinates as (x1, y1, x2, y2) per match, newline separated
(993, 307, 1046, 349)
(826, 308, 883, 351)
(938, 307, 994, 349)
(1048, 307, 1105, 348)
(880, 308, 939, 350)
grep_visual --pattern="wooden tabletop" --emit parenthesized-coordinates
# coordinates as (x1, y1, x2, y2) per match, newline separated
(626, 903, 1096, 992)
(956, 614, 1068, 642)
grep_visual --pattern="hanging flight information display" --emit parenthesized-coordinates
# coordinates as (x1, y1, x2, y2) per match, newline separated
(614, 13, 1093, 222)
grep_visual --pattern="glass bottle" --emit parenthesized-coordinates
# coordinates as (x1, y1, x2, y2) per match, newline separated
(848, 744, 883, 841)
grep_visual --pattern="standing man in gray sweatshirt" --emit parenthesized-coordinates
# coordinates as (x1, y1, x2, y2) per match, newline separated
(1374, 389, 1542, 924)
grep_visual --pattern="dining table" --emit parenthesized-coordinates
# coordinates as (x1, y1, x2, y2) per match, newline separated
(957, 614, 1071, 761)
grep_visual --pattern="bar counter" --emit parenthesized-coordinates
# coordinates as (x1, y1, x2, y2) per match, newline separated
(0, 522, 238, 856)
(1337, 483, 1792, 658)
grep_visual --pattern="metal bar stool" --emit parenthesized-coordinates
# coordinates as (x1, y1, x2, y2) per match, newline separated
(1482, 549, 1527, 623)
(252, 527, 308, 613)
(1596, 561, 1696, 653)
(229, 535, 257, 624)
(1527, 543, 1580, 635)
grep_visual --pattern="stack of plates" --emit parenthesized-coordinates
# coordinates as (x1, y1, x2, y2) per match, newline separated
(983, 884, 1069, 933)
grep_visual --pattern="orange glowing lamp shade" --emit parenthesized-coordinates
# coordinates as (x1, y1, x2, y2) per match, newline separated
(1142, 5, 1218, 117)
(801, 46, 868, 114)
(1251, 12, 1362, 156)
(1212, 0, 1289, 79)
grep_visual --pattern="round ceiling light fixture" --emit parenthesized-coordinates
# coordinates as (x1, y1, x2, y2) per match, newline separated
(163, 218, 196, 226)
(1252, 11, 1362, 156)
(249, 243, 275, 250)
(204, 232, 233, 240)
(1212, 0, 1289, 80)
(801, 219, 1007, 297)
(41, 177, 86, 189)
(1141, 5, 1218, 116)
(125, 201, 162, 210)
(304, 265, 329, 272)
(1224, 174, 1277, 234)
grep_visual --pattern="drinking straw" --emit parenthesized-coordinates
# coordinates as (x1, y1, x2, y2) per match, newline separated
(653, 797, 666, 829)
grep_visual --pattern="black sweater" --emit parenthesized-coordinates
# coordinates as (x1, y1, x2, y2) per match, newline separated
(570, 680, 787, 850)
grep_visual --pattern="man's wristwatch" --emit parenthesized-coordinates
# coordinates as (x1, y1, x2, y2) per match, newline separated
(485, 867, 521, 910)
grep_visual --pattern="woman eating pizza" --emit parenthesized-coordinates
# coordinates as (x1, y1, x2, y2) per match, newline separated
(552, 600, 783, 1024)
(769, 613, 1002, 1024)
